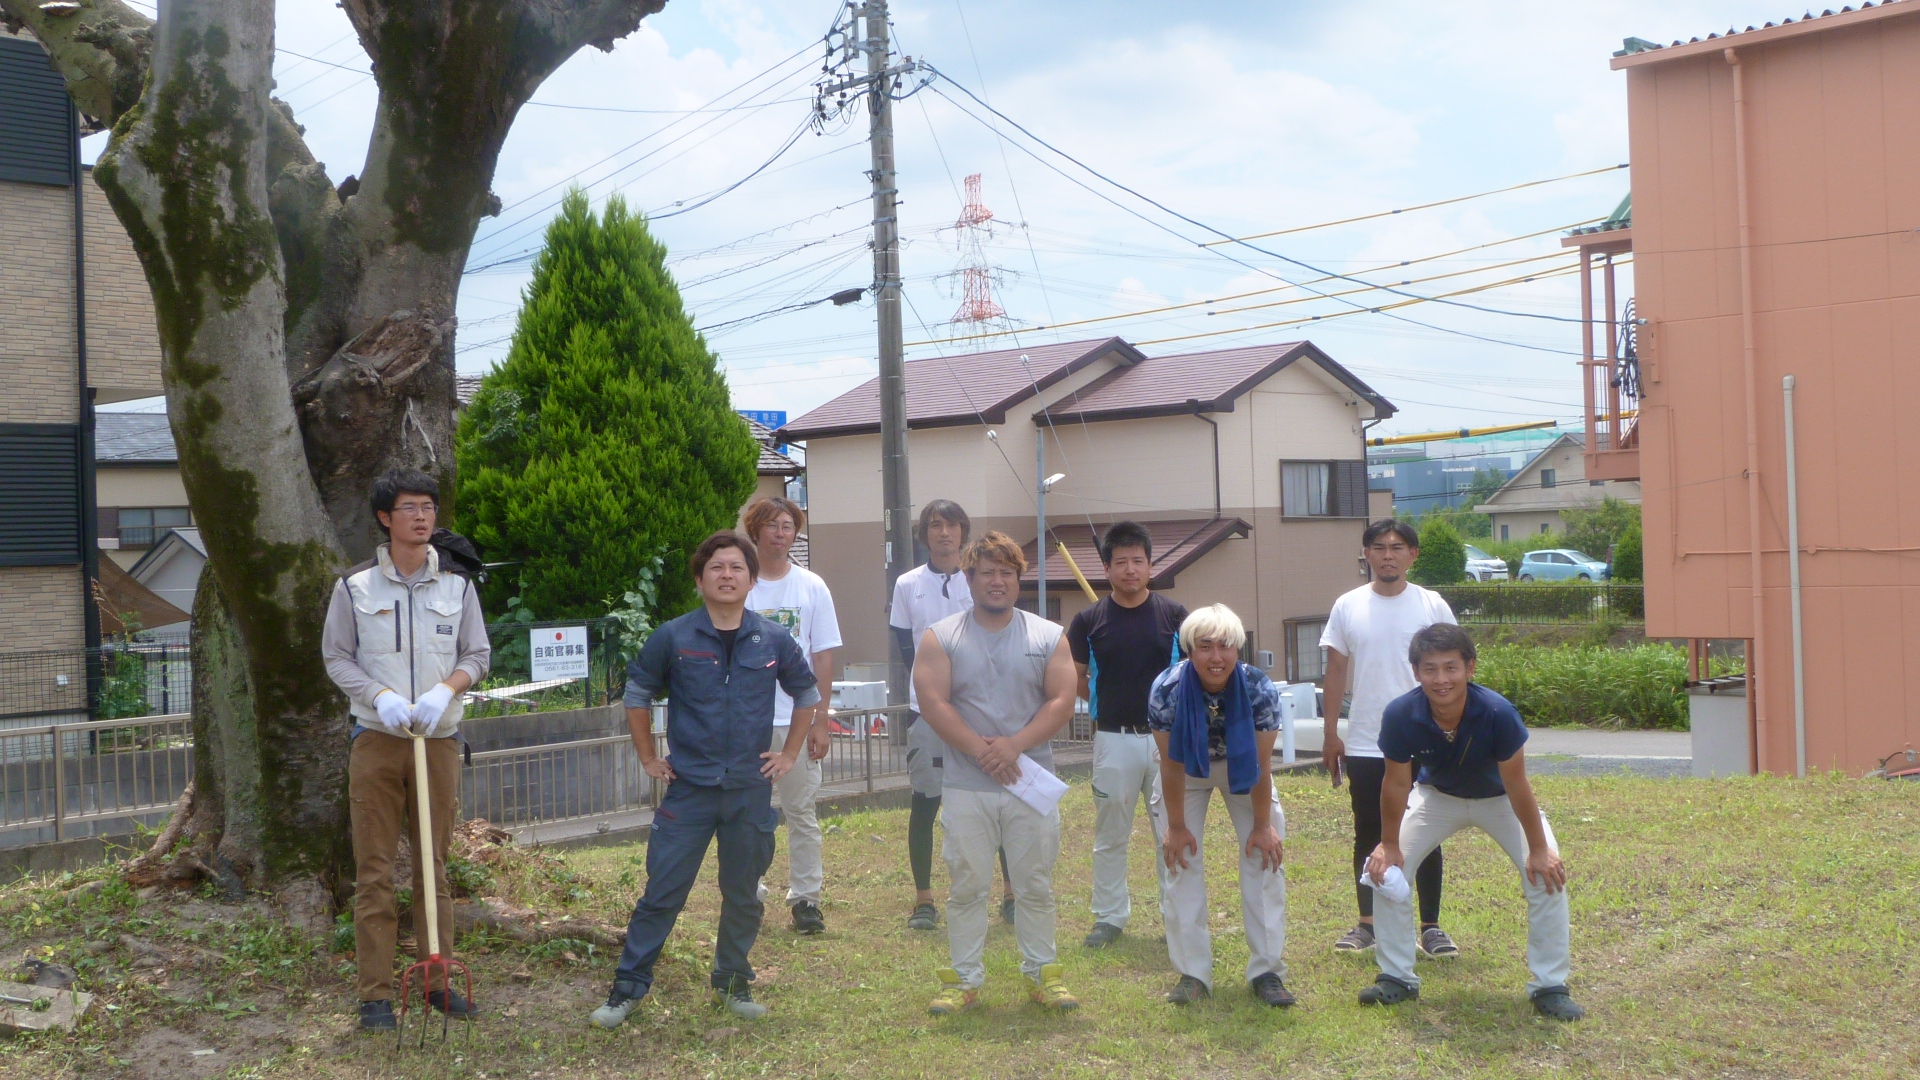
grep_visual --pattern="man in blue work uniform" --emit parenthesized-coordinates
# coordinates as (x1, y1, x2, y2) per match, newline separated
(591, 532, 821, 1029)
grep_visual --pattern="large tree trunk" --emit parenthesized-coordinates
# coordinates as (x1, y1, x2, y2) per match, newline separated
(3, 0, 662, 924)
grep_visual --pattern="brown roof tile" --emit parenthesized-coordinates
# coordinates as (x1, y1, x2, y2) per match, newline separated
(1039, 341, 1393, 423)
(1018, 517, 1251, 589)
(778, 337, 1142, 440)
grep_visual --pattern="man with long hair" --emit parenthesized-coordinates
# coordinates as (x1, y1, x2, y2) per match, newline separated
(742, 496, 842, 936)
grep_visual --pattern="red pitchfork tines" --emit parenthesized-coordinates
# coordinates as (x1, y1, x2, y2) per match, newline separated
(396, 733, 475, 1048)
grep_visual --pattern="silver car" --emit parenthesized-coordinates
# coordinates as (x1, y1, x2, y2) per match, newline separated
(1464, 544, 1510, 581)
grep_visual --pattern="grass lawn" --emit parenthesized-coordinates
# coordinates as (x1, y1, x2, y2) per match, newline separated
(2, 772, 1914, 1079)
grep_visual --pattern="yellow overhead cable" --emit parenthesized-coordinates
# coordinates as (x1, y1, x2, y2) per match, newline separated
(900, 216, 1605, 349)
(1203, 249, 1574, 321)
(1131, 259, 1617, 348)
(1202, 163, 1630, 246)
(1367, 420, 1559, 446)
(1056, 542, 1100, 604)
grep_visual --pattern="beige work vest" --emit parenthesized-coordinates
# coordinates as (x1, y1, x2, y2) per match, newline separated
(343, 545, 471, 737)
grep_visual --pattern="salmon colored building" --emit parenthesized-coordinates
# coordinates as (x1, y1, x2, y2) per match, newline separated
(1579, 2, 1920, 775)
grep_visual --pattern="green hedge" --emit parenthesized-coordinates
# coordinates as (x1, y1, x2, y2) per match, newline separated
(1475, 643, 1697, 730)
(1432, 583, 1643, 623)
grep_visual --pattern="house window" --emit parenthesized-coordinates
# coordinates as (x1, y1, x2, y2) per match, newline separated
(1500, 524, 1510, 541)
(1285, 617, 1328, 683)
(1282, 460, 1367, 518)
(1540, 523, 1552, 535)
(1540, 468, 1557, 488)
(111, 507, 192, 549)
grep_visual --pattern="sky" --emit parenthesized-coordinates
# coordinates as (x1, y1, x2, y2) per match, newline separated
(95, 0, 1786, 435)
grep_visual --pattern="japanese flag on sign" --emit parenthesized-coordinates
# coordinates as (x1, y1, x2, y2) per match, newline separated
(530, 625, 589, 681)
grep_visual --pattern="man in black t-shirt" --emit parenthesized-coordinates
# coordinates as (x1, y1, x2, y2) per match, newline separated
(1067, 521, 1188, 949)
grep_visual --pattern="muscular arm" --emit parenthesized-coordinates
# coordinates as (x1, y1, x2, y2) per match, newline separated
(1010, 637, 1078, 753)
(1321, 647, 1350, 786)
(912, 629, 987, 760)
(1365, 757, 1417, 884)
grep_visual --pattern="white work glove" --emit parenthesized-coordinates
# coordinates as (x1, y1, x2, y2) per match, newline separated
(410, 682, 457, 736)
(372, 690, 413, 736)
(1361, 864, 1413, 904)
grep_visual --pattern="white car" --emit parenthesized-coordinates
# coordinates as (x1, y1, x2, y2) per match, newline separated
(1464, 544, 1510, 581)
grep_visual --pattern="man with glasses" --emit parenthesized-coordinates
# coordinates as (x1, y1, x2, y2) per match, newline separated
(1320, 519, 1459, 958)
(743, 497, 842, 936)
(323, 470, 490, 1032)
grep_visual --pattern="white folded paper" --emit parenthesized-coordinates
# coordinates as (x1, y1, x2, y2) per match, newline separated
(1002, 754, 1069, 817)
(1360, 864, 1412, 904)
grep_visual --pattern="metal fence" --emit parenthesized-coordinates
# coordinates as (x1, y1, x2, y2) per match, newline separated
(1429, 583, 1645, 624)
(0, 713, 193, 843)
(0, 643, 193, 724)
(0, 702, 1104, 846)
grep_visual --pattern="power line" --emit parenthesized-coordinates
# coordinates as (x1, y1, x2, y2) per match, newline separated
(923, 70, 1617, 349)
(1205, 164, 1629, 246)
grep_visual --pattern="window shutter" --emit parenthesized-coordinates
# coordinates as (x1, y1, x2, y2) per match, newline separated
(1333, 460, 1369, 518)
(0, 424, 83, 566)
(0, 37, 77, 186)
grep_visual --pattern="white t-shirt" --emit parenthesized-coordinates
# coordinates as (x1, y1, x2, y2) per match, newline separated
(889, 562, 974, 710)
(748, 563, 843, 726)
(1319, 582, 1457, 758)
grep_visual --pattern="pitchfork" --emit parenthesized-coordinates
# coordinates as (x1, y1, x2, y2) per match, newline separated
(396, 732, 473, 1048)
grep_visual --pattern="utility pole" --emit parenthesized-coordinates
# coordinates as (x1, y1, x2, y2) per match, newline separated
(865, 0, 912, 704)
(816, 0, 921, 702)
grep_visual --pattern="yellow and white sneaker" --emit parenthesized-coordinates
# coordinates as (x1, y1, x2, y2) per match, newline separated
(929, 967, 981, 1016)
(1028, 963, 1079, 1011)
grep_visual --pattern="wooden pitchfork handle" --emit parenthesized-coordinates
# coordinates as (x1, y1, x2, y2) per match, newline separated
(410, 733, 442, 961)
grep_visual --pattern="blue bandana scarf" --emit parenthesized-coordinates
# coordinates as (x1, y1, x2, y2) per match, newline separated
(1168, 661, 1258, 794)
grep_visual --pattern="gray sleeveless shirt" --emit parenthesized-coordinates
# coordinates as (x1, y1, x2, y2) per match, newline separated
(926, 607, 1064, 792)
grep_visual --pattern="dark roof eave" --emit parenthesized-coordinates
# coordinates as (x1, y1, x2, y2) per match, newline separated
(778, 410, 1009, 442)
(1037, 398, 1235, 426)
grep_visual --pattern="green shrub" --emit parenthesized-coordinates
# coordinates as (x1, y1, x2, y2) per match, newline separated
(1561, 497, 1641, 565)
(456, 189, 757, 622)
(1432, 581, 1642, 622)
(1613, 523, 1644, 582)
(1410, 518, 1467, 585)
(1476, 643, 1694, 729)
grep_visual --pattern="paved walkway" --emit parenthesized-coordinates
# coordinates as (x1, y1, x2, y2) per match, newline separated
(1285, 719, 1688, 760)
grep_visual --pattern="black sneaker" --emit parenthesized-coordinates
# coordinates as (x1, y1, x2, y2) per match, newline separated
(791, 901, 826, 935)
(1333, 923, 1376, 952)
(907, 903, 939, 931)
(1082, 922, 1123, 948)
(358, 999, 397, 1032)
(1250, 972, 1296, 1008)
(1165, 975, 1210, 1005)
(1001, 897, 1016, 925)
(1531, 987, 1586, 1022)
(427, 988, 479, 1017)
(1357, 975, 1419, 1006)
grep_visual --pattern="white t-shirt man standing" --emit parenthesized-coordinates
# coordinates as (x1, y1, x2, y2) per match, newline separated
(744, 497, 842, 935)
(1319, 519, 1459, 958)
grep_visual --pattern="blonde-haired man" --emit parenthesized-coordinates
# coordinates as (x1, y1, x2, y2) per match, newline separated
(742, 496, 841, 936)
(1149, 604, 1294, 1008)
(914, 532, 1080, 1015)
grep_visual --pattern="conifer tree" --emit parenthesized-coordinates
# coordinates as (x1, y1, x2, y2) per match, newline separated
(457, 190, 757, 620)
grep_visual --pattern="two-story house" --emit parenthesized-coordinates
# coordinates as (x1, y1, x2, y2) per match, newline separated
(779, 337, 1395, 685)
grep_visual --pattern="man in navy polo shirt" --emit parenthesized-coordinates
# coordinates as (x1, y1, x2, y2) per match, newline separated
(1358, 624, 1583, 1021)
(591, 532, 821, 1029)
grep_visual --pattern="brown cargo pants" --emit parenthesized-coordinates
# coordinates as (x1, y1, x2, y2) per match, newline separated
(349, 730, 459, 1002)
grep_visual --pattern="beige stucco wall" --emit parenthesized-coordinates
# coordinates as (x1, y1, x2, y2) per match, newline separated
(800, 354, 1375, 668)
(82, 173, 164, 404)
(95, 465, 189, 509)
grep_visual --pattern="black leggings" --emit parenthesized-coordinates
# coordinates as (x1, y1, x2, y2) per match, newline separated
(1346, 756, 1444, 925)
(908, 793, 1012, 895)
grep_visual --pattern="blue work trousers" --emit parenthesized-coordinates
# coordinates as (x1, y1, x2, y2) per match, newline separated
(613, 781, 778, 996)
